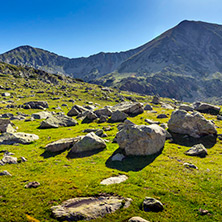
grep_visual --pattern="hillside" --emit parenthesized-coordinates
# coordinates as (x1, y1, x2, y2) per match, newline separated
(2, 20, 222, 102)
(0, 63, 221, 222)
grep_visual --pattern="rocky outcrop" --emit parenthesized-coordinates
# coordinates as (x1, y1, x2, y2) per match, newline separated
(69, 132, 106, 154)
(168, 110, 217, 138)
(116, 123, 166, 155)
(51, 195, 132, 221)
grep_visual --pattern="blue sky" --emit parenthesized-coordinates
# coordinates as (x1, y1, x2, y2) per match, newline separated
(1, 0, 222, 58)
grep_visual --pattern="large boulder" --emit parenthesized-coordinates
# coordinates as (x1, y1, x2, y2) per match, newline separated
(31, 111, 53, 120)
(23, 101, 49, 109)
(39, 114, 77, 129)
(0, 132, 39, 145)
(51, 195, 132, 221)
(69, 132, 106, 154)
(116, 123, 166, 156)
(0, 119, 16, 133)
(193, 102, 220, 115)
(168, 110, 217, 138)
(111, 102, 144, 116)
(94, 107, 113, 117)
(109, 110, 127, 122)
(45, 137, 82, 152)
(67, 105, 88, 117)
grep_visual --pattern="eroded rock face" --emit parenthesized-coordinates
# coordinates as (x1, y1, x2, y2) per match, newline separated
(168, 110, 217, 138)
(111, 102, 144, 116)
(51, 195, 132, 221)
(69, 132, 106, 154)
(193, 102, 220, 115)
(116, 124, 166, 156)
(0, 132, 39, 145)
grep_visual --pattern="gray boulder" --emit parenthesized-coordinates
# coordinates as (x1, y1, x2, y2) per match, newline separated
(144, 104, 153, 111)
(110, 110, 127, 122)
(157, 114, 168, 119)
(168, 110, 217, 138)
(116, 124, 166, 156)
(51, 195, 132, 221)
(185, 144, 208, 157)
(1, 155, 17, 164)
(179, 104, 194, 111)
(0, 119, 16, 133)
(94, 107, 113, 117)
(31, 111, 53, 119)
(23, 101, 49, 109)
(100, 175, 128, 185)
(39, 114, 77, 129)
(45, 137, 81, 152)
(70, 132, 106, 154)
(151, 95, 160, 104)
(67, 105, 88, 116)
(193, 102, 220, 115)
(111, 102, 144, 116)
(142, 197, 164, 212)
(0, 132, 39, 145)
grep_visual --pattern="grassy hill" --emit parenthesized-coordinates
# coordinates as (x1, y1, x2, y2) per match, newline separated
(0, 64, 221, 222)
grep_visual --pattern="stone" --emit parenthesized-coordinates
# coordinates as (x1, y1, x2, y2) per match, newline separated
(2, 92, 10, 97)
(25, 181, 40, 188)
(82, 111, 98, 122)
(168, 110, 217, 138)
(185, 144, 208, 157)
(1, 113, 14, 118)
(31, 111, 53, 119)
(45, 137, 81, 152)
(160, 123, 168, 129)
(151, 95, 160, 104)
(128, 216, 150, 222)
(98, 115, 108, 123)
(94, 107, 113, 117)
(0, 132, 39, 145)
(70, 132, 106, 154)
(144, 104, 153, 111)
(145, 119, 160, 124)
(193, 102, 220, 115)
(39, 114, 77, 129)
(0, 119, 16, 133)
(100, 175, 128, 185)
(179, 104, 194, 111)
(110, 110, 127, 122)
(1, 155, 17, 164)
(20, 157, 27, 162)
(183, 163, 198, 169)
(161, 103, 174, 109)
(199, 208, 209, 215)
(116, 124, 166, 156)
(142, 197, 164, 212)
(67, 105, 88, 116)
(111, 153, 125, 161)
(23, 101, 49, 109)
(157, 114, 168, 119)
(51, 195, 132, 221)
(0, 170, 12, 176)
(217, 115, 222, 120)
(111, 102, 144, 116)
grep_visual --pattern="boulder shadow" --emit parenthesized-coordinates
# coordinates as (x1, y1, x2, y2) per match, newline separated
(40, 150, 65, 159)
(66, 148, 104, 159)
(106, 148, 163, 172)
(169, 132, 217, 148)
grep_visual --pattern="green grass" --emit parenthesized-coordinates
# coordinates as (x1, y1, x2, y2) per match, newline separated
(0, 75, 221, 222)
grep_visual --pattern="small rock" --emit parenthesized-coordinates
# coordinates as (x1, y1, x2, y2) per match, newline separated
(0, 170, 12, 176)
(111, 153, 125, 161)
(157, 114, 168, 119)
(144, 104, 153, 111)
(142, 197, 164, 212)
(128, 216, 150, 222)
(100, 175, 128, 185)
(25, 181, 40, 188)
(199, 208, 209, 215)
(185, 144, 208, 157)
(1, 156, 17, 164)
(183, 163, 198, 169)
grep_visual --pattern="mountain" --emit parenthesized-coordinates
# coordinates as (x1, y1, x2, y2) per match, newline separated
(2, 20, 222, 102)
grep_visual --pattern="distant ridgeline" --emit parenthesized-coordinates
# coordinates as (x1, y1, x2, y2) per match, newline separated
(2, 20, 222, 103)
